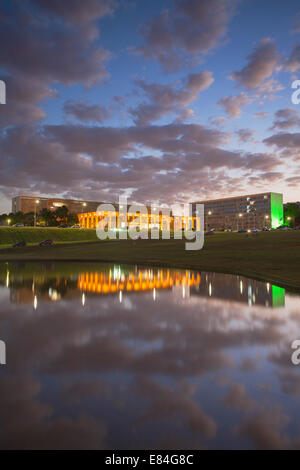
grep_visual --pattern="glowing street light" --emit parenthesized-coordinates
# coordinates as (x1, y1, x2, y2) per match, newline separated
(206, 210, 212, 231)
(237, 213, 243, 231)
(34, 199, 40, 227)
(7, 218, 11, 226)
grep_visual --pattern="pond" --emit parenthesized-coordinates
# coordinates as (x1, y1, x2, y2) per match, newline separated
(0, 261, 299, 449)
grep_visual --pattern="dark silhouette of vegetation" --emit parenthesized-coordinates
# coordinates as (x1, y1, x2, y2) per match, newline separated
(0, 206, 78, 227)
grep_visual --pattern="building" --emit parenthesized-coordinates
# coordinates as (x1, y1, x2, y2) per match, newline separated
(12, 195, 103, 214)
(192, 192, 283, 231)
(78, 204, 198, 231)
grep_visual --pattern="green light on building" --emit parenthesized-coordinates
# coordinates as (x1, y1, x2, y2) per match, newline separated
(271, 193, 283, 228)
(272, 285, 285, 308)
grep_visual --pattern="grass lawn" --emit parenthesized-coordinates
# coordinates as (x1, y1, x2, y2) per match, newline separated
(0, 226, 98, 246)
(0, 229, 300, 291)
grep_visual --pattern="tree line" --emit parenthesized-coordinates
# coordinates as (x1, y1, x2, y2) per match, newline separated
(0, 205, 79, 226)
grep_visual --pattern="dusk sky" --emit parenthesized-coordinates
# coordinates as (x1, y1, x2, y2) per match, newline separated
(1, 0, 300, 213)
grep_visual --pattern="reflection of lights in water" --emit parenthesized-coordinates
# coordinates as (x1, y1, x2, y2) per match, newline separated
(153, 288, 156, 301)
(182, 286, 185, 299)
(266, 283, 270, 293)
(248, 285, 252, 306)
(33, 295, 38, 310)
(82, 293, 85, 307)
(119, 290, 122, 303)
(253, 294, 256, 304)
(32, 282, 35, 292)
(240, 280, 243, 294)
(6, 271, 9, 288)
(50, 290, 60, 301)
(208, 283, 212, 297)
(113, 266, 121, 281)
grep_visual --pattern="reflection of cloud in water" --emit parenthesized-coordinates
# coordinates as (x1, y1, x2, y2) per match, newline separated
(0, 262, 300, 449)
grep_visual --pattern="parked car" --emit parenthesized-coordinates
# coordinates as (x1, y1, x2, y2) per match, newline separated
(71, 224, 81, 228)
(205, 230, 215, 235)
(277, 225, 291, 231)
(58, 224, 69, 228)
(238, 228, 247, 233)
(225, 228, 232, 232)
(251, 228, 260, 233)
(13, 240, 27, 248)
(39, 239, 54, 246)
(13, 223, 25, 227)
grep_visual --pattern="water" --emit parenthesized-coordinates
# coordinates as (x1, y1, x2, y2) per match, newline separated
(0, 261, 300, 450)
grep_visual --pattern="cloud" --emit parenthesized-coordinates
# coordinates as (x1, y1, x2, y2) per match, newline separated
(239, 406, 290, 450)
(30, 0, 116, 25)
(231, 38, 279, 90)
(218, 93, 252, 118)
(0, 119, 282, 207)
(0, 2, 112, 87)
(132, 376, 217, 438)
(134, 0, 238, 72)
(253, 111, 268, 118)
(236, 129, 255, 143)
(264, 132, 300, 151)
(291, 13, 300, 34)
(130, 71, 214, 125)
(224, 383, 256, 412)
(0, 74, 57, 127)
(270, 108, 300, 130)
(64, 100, 111, 123)
(287, 45, 300, 72)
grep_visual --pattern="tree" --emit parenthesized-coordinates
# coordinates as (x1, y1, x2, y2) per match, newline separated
(284, 203, 300, 226)
(54, 205, 69, 225)
(39, 208, 57, 226)
(67, 212, 79, 225)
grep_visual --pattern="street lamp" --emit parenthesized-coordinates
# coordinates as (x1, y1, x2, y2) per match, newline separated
(34, 199, 40, 227)
(206, 210, 212, 231)
(264, 214, 269, 229)
(7, 218, 11, 226)
(82, 202, 87, 212)
(237, 213, 243, 231)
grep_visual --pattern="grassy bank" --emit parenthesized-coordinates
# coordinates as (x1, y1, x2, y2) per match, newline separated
(0, 226, 98, 246)
(0, 230, 300, 291)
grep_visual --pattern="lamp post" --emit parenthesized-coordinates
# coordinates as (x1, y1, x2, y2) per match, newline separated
(265, 214, 269, 229)
(34, 200, 40, 227)
(237, 213, 243, 231)
(206, 210, 212, 231)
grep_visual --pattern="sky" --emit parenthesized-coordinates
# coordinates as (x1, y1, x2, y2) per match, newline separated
(0, 0, 300, 213)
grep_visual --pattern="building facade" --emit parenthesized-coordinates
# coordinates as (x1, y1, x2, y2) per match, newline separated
(192, 192, 283, 231)
(12, 195, 103, 214)
(78, 205, 198, 231)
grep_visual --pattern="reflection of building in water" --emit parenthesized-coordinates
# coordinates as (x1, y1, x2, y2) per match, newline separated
(190, 273, 285, 308)
(3, 266, 285, 308)
(4, 266, 201, 305)
(77, 268, 201, 295)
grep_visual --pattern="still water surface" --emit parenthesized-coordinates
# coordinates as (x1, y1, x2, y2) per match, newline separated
(0, 261, 300, 449)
